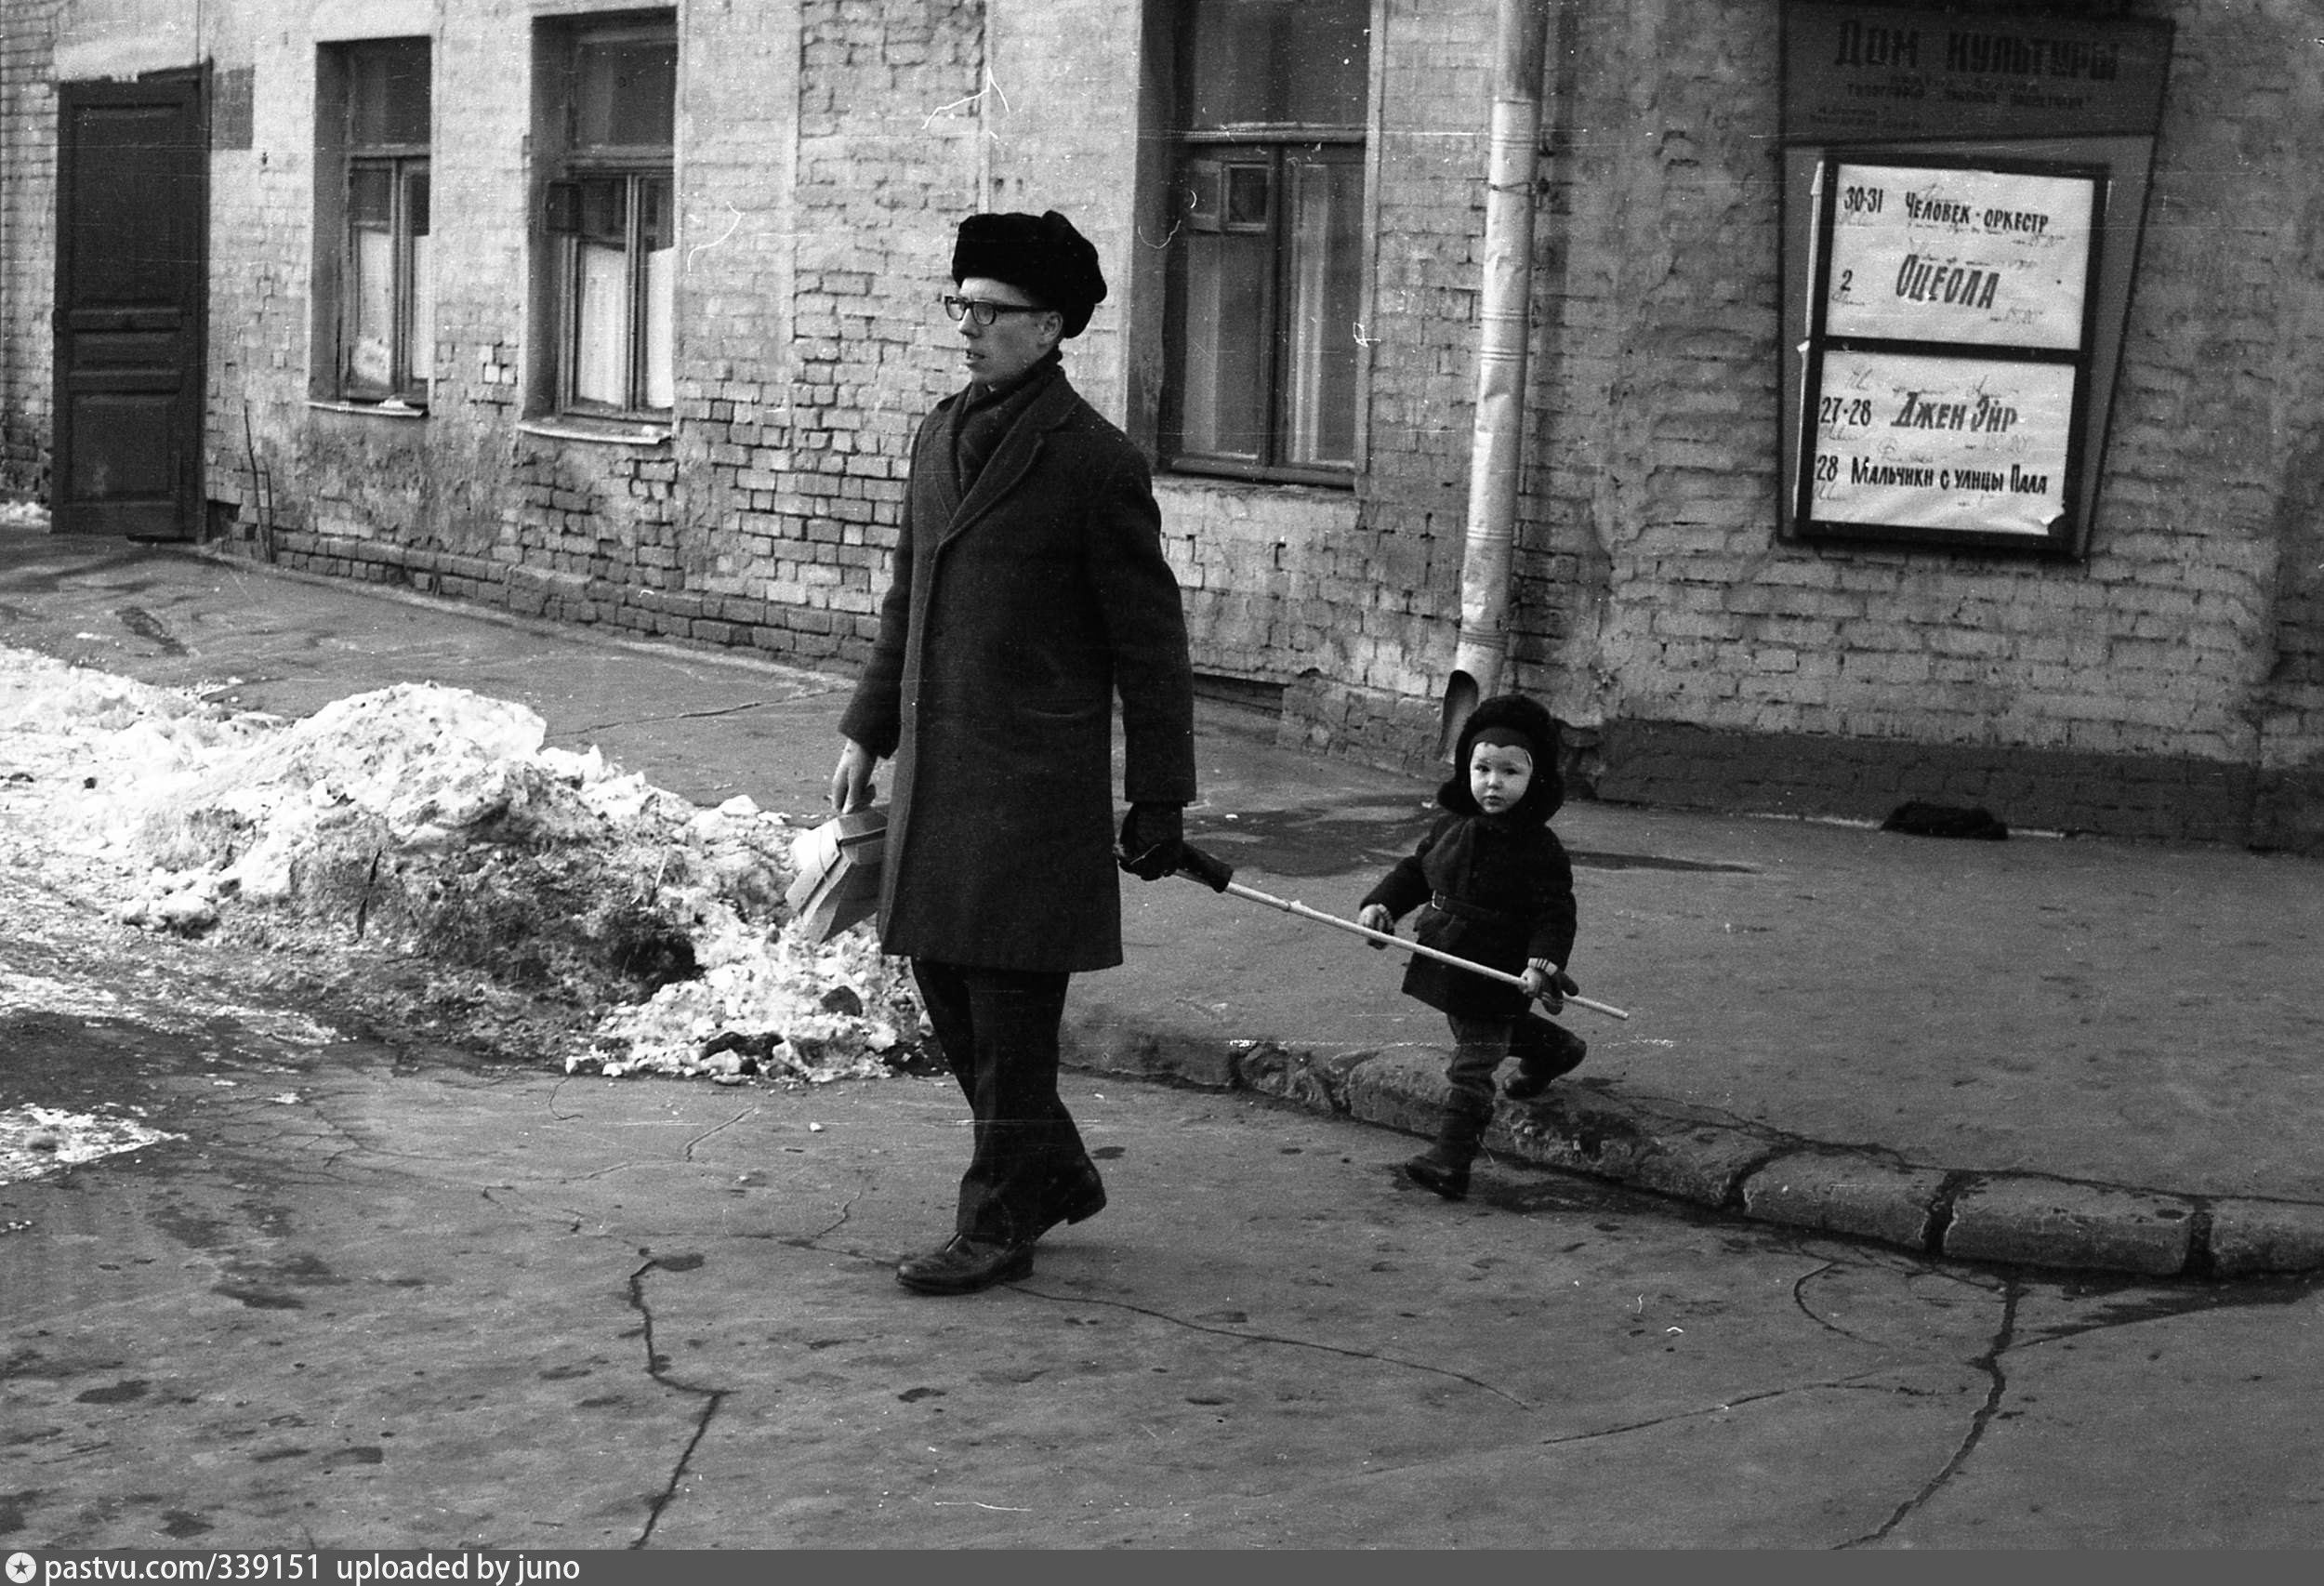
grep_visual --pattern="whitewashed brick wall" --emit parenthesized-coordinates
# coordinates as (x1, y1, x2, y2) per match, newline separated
(5, 0, 2322, 845)
(0, 3, 61, 495)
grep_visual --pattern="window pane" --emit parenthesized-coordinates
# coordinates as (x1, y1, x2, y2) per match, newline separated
(350, 39, 430, 147)
(349, 229, 395, 390)
(345, 166, 394, 391)
(1282, 155, 1364, 468)
(640, 178, 675, 411)
(1225, 165, 1272, 229)
(579, 176, 626, 245)
(403, 166, 431, 395)
(1178, 228, 1270, 460)
(574, 236, 629, 407)
(348, 164, 391, 228)
(576, 37, 676, 149)
(1185, 0, 1367, 128)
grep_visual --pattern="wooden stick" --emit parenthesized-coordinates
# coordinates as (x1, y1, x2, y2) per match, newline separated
(1216, 879, 1631, 1021)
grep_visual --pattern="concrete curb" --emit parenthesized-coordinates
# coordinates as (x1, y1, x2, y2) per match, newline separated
(1063, 1022, 2324, 1281)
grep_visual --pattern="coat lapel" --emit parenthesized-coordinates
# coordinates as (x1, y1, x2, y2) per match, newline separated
(918, 395, 967, 530)
(940, 376, 1079, 548)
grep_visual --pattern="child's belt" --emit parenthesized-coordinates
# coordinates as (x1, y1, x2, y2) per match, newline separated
(1429, 892, 1522, 927)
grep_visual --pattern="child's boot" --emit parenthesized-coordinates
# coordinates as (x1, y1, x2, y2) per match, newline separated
(1402, 1096, 1491, 1199)
(1503, 1015, 1588, 1101)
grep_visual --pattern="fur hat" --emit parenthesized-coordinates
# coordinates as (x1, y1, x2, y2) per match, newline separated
(1439, 694, 1565, 825)
(951, 210, 1107, 337)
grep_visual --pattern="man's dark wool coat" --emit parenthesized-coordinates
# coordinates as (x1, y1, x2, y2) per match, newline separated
(838, 366, 1196, 972)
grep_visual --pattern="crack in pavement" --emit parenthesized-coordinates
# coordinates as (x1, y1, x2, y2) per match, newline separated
(1844, 1275, 2023, 1547)
(1530, 1365, 1905, 1449)
(796, 1197, 856, 1245)
(1786, 1248, 2007, 1349)
(1012, 1284, 1544, 1409)
(570, 700, 786, 734)
(1825, 1269, 2316, 1548)
(680, 1107, 760, 1159)
(1789, 1260, 1890, 1348)
(623, 1252, 732, 1550)
(786, 1223, 1538, 1407)
(547, 1077, 590, 1122)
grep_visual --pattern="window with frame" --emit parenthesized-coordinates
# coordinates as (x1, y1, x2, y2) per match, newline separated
(317, 38, 432, 408)
(538, 18, 677, 420)
(1165, 0, 1369, 482)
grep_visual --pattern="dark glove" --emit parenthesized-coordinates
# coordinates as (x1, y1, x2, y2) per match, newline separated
(1117, 802, 1185, 881)
(1525, 961, 1580, 1012)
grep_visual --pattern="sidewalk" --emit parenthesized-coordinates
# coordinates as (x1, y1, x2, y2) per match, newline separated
(7, 524, 2323, 1278)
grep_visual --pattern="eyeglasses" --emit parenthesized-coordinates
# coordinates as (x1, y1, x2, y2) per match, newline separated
(940, 295, 1052, 326)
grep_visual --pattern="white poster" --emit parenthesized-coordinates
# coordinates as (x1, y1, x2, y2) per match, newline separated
(1803, 350, 2077, 537)
(1824, 164, 2096, 350)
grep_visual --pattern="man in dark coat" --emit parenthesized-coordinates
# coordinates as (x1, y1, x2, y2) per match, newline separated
(830, 209, 1197, 1295)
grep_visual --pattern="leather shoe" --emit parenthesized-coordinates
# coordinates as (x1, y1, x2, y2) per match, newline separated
(1034, 1159, 1106, 1238)
(896, 1234, 1034, 1295)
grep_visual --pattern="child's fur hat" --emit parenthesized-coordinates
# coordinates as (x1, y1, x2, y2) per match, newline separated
(1439, 693, 1565, 825)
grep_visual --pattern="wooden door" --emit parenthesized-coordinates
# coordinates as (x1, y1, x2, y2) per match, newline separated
(52, 73, 207, 538)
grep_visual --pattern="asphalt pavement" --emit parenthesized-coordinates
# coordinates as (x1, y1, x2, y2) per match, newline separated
(6, 523, 2323, 1279)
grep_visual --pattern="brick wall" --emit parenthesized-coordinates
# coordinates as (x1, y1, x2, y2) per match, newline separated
(757, 0, 983, 658)
(1137, 0, 1501, 771)
(1544, 0, 2324, 844)
(1305, 0, 1499, 762)
(7, 0, 2324, 849)
(2237, 2, 2324, 851)
(205, 11, 322, 547)
(198, 0, 989, 671)
(1124, 0, 2324, 846)
(0, 2, 60, 496)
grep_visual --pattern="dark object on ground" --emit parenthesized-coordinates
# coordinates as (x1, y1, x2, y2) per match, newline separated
(881, 1039, 951, 1078)
(1882, 801, 2009, 840)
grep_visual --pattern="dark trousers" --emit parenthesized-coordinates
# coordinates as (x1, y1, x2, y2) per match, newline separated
(1445, 1011, 1589, 1110)
(911, 958, 1095, 1245)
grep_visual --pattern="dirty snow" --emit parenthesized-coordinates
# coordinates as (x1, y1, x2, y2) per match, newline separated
(0, 643, 924, 1082)
(0, 1104, 181, 1187)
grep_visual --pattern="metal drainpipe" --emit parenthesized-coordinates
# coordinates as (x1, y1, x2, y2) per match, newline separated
(1438, 0, 1552, 759)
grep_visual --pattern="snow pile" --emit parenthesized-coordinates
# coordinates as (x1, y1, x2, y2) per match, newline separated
(585, 916, 916, 1080)
(1, 648, 923, 1081)
(0, 1104, 181, 1187)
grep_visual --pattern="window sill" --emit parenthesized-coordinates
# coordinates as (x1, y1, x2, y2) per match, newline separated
(1163, 456, 1355, 491)
(1155, 474, 1363, 535)
(1158, 468, 1356, 499)
(307, 397, 428, 420)
(517, 416, 673, 448)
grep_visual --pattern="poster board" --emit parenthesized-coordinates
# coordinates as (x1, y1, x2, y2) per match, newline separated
(1821, 163, 2094, 349)
(1776, 2, 2174, 559)
(1795, 157, 2103, 550)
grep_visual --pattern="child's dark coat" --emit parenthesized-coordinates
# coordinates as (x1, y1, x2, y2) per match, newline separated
(1360, 695, 1578, 1021)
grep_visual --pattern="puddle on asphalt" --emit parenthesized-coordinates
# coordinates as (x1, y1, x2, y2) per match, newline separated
(113, 605, 189, 655)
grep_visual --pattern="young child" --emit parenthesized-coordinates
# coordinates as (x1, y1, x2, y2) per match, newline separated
(1357, 693, 1587, 1199)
